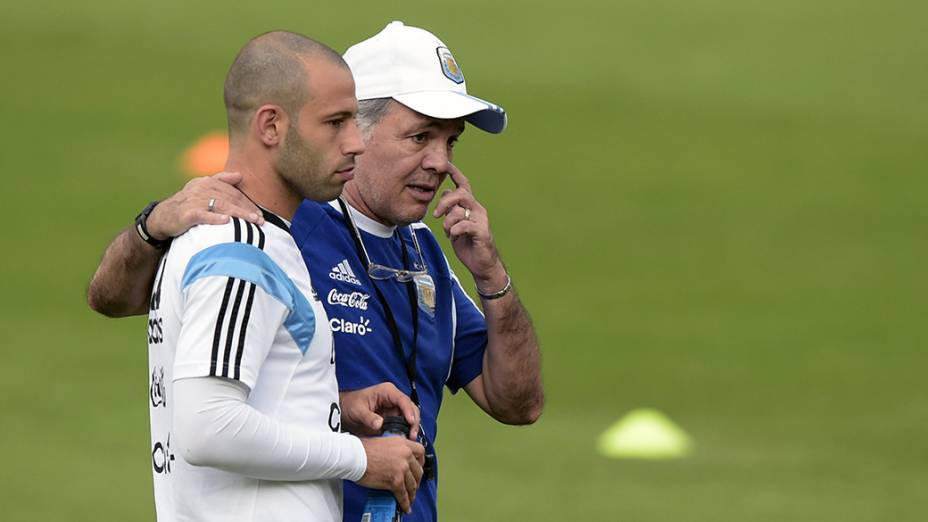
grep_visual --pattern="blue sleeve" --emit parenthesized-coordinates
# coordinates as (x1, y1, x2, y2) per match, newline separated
(445, 277, 487, 393)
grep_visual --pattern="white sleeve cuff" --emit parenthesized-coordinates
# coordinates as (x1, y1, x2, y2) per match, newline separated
(340, 434, 367, 483)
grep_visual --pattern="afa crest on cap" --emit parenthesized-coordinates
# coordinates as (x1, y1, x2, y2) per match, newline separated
(436, 47, 464, 84)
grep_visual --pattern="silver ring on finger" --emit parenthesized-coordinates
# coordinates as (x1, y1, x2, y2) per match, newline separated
(463, 207, 471, 220)
(207, 198, 216, 213)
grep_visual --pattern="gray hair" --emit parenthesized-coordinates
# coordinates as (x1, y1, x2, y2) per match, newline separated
(356, 98, 394, 136)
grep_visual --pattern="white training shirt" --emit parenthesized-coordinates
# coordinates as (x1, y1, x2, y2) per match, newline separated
(147, 213, 365, 522)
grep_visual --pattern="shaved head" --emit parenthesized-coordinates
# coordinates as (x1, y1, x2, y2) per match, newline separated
(223, 31, 347, 140)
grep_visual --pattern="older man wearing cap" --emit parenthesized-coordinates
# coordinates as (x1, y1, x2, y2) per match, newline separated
(87, 22, 543, 522)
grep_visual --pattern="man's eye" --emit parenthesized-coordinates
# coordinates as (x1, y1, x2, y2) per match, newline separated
(448, 137, 459, 149)
(329, 119, 344, 128)
(411, 133, 428, 144)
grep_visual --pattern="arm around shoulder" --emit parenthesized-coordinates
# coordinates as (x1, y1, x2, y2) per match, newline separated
(87, 174, 264, 317)
(86, 225, 163, 317)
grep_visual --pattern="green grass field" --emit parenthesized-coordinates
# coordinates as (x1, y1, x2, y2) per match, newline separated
(2, 0, 926, 520)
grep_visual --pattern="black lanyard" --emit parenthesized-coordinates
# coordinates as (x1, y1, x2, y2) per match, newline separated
(337, 198, 421, 407)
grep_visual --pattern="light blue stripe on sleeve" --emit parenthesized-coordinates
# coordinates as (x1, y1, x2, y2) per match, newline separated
(181, 242, 315, 354)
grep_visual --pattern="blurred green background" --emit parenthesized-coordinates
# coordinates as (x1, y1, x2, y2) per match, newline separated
(2, 0, 926, 520)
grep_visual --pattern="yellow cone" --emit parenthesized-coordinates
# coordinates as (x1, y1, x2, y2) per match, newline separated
(597, 408, 692, 459)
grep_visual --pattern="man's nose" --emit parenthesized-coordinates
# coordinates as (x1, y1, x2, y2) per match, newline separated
(342, 120, 365, 156)
(421, 142, 450, 174)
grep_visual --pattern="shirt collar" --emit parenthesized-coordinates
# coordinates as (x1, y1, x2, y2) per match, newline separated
(327, 200, 396, 238)
(259, 207, 291, 233)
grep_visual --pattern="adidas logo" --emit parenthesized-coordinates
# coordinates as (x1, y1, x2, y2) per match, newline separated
(329, 259, 362, 286)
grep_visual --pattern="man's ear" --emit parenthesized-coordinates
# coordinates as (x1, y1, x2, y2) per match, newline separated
(254, 104, 287, 147)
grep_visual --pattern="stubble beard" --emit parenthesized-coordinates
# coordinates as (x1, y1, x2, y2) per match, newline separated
(351, 172, 424, 228)
(277, 124, 343, 203)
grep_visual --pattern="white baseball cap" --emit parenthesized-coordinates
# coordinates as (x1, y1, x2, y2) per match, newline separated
(344, 21, 508, 134)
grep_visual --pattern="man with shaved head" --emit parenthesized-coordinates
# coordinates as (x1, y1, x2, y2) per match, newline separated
(127, 32, 424, 522)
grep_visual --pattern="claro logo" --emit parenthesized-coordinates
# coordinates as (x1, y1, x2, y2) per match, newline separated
(329, 316, 373, 336)
(152, 434, 175, 474)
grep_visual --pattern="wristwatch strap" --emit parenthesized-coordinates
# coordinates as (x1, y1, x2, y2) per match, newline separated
(134, 201, 171, 250)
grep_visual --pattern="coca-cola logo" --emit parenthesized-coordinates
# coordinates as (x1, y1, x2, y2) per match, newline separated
(326, 289, 370, 310)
